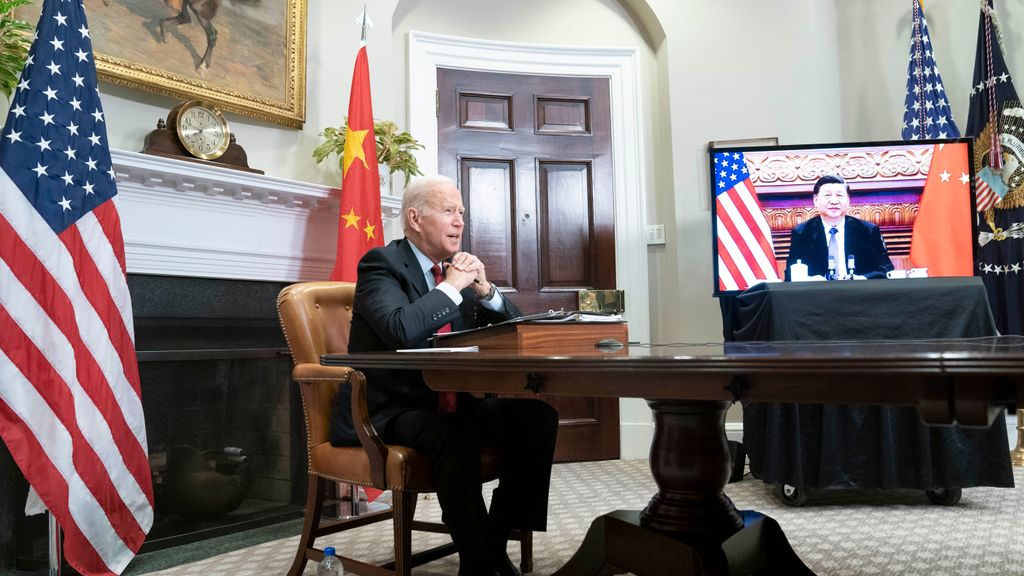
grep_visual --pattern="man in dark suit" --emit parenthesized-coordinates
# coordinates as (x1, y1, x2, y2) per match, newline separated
(785, 174, 895, 280)
(330, 175, 558, 576)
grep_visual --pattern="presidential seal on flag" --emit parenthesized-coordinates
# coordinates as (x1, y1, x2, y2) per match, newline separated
(972, 100, 1024, 213)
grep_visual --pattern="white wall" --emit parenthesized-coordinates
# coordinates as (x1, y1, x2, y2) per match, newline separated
(835, 1, 1024, 142)
(645, 0, 844, 344)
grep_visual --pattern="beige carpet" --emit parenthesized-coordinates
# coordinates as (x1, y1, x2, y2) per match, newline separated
(129, 460, 1024, 576)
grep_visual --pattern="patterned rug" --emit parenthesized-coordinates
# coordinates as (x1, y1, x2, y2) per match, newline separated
(127, 460, 1024, 576)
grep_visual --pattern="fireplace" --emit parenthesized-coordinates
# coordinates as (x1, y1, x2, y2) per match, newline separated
(131, 274, 302, 551)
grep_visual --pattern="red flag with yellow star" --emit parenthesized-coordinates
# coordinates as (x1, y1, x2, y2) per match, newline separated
(909, 142, 973, 276)
(331, 45, 383, 281)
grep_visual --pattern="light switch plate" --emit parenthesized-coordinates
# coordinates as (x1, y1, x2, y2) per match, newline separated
(646, 224, 666, 245)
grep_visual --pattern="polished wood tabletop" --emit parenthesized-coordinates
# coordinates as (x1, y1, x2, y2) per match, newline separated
(323, 335, 1024, 427)
(325, 336, 1024, 373)
(322, 335, 1024, 575)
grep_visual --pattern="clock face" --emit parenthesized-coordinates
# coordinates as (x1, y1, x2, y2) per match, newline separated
(175, 102, 230, 160)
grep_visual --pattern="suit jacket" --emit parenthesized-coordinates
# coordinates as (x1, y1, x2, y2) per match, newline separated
(785, 215, 894, 280)
(330, 238, 521, 445)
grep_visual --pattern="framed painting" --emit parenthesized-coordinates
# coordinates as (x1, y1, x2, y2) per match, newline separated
(17, 0, 306, 128)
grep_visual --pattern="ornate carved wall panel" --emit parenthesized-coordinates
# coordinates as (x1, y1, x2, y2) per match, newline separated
(744, 146, 930, 271)
(746, 146, 932, 193)
(764, 203, 919, 232)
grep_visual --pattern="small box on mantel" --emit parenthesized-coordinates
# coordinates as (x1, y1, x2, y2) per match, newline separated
(435, 320, 628, 355)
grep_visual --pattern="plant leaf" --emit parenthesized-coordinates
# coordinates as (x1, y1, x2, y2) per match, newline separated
(0, 0, 32, 97)
(313, 117, 424, 185)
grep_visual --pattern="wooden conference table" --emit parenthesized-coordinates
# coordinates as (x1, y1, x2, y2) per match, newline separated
(323, 336, 1024, 575)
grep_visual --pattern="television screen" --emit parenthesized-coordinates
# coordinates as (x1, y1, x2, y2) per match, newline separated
(708, 139, 978, 295)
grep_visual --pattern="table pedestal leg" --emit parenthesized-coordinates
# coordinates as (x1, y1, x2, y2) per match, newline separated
(553, 400, 815, 576)
(642, 400, 744, 539)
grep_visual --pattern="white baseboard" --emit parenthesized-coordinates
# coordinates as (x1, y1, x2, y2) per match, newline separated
(619, 423, 653, 460)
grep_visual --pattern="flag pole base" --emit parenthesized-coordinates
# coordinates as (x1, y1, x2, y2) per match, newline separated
(48, 512, 61, 576)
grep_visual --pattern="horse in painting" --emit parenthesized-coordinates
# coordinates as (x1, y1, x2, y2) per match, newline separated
(159, 0, 220, 74)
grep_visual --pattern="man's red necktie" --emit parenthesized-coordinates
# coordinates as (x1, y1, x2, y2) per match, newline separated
(430, 264, 457, 412)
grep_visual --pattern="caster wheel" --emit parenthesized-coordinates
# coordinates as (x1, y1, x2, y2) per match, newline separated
(774, 483, 808, 507)
(925, 488, 962, 506)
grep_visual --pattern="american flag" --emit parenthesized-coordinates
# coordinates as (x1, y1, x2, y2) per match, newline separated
(0, 1, 153, 574)
(713, 151, 779, 292)
(901, 0, 959, 141)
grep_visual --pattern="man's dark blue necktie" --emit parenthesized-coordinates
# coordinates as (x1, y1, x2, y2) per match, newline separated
(828, 227, 838, 278)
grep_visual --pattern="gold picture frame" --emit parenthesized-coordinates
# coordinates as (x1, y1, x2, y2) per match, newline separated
(18, 0, 306, 128)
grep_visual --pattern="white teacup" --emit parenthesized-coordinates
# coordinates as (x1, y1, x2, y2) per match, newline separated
(886, 269, 908, 279)
(789, 260, 809, 282)
(908, 267, 929, 278)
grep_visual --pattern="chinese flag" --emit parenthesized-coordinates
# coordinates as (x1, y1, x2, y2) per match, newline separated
(331, 45, 383, 281)
(909, 142, 973, 276)
(332, 46, 384, 503)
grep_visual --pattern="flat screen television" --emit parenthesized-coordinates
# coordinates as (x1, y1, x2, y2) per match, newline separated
(708, 138, 978, 296)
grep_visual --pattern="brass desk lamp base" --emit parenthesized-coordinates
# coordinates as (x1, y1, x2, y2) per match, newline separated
(1012, 408, 1024, 467)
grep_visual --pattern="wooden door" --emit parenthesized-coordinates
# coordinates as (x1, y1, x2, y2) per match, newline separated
(437, 68, 619, 462)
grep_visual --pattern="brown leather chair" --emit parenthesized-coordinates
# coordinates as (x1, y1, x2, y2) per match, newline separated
(277, 281, 532, 576)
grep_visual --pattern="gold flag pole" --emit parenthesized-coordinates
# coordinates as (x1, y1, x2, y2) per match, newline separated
(1012, 408, 1024, 467)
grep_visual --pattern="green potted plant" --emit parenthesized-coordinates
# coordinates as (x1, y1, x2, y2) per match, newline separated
(0, 0, 32, 109)
(313, 119, 424, 195)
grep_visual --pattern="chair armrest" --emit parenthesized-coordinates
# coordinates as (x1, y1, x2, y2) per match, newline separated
(347, 370, 388, 489)
(292, 364, 389, 488)
(292, 363, 353, 382)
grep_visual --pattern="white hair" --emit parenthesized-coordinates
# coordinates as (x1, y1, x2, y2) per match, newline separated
(402, 175, 457, 234)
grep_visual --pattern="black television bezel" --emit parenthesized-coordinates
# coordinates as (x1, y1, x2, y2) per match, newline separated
(707, 137, 979, 297)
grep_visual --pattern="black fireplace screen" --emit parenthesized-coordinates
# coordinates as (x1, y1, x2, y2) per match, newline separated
(140, 354, 302, 548)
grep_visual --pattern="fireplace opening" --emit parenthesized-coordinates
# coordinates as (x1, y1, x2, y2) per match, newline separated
(137, 350, 303, 552)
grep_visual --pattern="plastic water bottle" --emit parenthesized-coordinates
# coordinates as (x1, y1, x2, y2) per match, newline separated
(318, 547, 343, 575)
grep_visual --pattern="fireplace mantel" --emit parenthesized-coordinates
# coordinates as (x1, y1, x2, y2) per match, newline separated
(112, 149, 402, 282)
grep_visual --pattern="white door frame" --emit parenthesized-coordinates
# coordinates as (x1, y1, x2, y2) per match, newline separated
(407, 30, 651, 347)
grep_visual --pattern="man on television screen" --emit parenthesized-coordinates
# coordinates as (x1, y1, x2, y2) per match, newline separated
(785, 174, 894, 281)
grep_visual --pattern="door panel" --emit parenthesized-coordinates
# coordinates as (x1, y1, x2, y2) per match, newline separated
(539, 162, 592, 288)
(438, 68, 619, 462)
(535, 97, 590, 134)
(460, 93, 513, 131)
(461, 159, 516, 287)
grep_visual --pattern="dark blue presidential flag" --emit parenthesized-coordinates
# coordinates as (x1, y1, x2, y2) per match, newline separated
(966, 0, 1024, 335)
(0, 0, 153, 574)
(901, 0, 959, 141)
